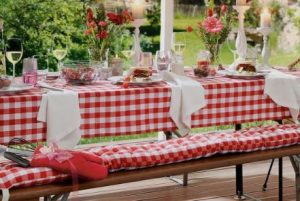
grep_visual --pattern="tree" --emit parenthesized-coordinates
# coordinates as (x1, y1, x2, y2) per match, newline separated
(2, 0, 88, 73)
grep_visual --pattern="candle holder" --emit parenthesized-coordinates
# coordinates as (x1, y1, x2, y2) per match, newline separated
(132, 19, 146, 66)
(231, 6, 250, 68)
(257, 27, 271, 70)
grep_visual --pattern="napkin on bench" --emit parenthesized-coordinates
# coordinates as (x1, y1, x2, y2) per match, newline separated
(37, 90, 82, 149)
(264, 69, 300, 123)
(162, 72, 207, 136)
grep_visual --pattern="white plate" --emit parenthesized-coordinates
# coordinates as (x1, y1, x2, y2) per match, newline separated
(0, 84, 34, 93)
(218, 70, 268, 79)
(109, 75, 163, 85)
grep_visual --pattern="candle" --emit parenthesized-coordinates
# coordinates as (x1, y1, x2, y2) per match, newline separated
(132, 0, 145, 19)
(236, 0, 247, 5)
(260, 8, 271, 28)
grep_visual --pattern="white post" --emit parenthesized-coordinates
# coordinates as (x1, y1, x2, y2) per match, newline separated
(160, 0, 174, 52)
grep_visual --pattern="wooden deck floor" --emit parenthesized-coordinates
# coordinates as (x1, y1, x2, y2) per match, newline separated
(69, 157, 297, 201)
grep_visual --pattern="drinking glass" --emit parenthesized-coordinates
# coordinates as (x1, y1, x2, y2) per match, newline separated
(33, 55, 49, 81)
(155, 50, 172, 73)
(139, 52, 153, 68)
(52, 37, 68, 72)
(172, 32, 186, 56)
(5, 38, 23, 79)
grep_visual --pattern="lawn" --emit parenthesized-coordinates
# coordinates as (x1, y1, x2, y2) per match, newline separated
(172, 17, 300, 67)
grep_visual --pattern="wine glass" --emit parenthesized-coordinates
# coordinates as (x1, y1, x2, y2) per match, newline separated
(155, 50, 172, 73)
(5, 38, 23, 79)
(139, 52, 153, 69)
(52, 37, 68, 72)
(172, 32, 186, 56)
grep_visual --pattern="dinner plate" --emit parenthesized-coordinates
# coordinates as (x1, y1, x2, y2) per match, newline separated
(109, 75, 163, 85)
(0, 83, 34, 93)
(218, 70, 268, 79)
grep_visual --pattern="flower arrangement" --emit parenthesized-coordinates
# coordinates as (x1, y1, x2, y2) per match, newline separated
(84, 3, 133, 62)
(189, 1, 235, 64)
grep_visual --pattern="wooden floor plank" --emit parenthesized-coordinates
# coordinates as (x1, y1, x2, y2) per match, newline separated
(69, 158, 297, 201)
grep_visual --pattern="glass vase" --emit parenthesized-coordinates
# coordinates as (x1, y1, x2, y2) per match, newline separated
(205, 43, 221, 65)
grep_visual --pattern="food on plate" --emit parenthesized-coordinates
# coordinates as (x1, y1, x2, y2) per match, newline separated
(236, 61, 256, 73)
(0, 76, 12, 89)
(131, 67, 152, 78)
(126, 67, 152, 82)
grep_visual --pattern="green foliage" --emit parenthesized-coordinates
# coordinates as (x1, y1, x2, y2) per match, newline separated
(2, 0, 87, 74)
(146, 3, 161, 27)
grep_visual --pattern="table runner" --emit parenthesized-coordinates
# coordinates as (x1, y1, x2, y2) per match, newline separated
(0, 72, 295, 144)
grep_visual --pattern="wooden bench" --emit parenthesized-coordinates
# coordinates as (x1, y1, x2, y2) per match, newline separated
(1, 144, 300, 201)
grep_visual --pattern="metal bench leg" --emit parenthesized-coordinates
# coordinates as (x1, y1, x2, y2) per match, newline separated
(278, 158, 283, 201)
(262, 159, 275, 191)
(290, 155, 300, 201)
(234, 164, 245, 200)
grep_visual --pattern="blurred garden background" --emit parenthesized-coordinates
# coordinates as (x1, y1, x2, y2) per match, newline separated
(1, 0, 300, 76)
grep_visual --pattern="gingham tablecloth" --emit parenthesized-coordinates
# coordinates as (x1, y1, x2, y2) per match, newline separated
(0, 72, 295, 144)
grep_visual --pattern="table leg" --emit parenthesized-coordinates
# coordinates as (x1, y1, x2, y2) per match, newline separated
(278, 158, 283, 201)
(289, 155, 300, 201)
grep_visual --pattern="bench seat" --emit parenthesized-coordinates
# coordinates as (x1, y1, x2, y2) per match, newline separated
(1, 124, 300, 200)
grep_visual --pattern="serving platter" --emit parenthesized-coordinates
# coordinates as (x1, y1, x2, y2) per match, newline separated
(218, 70, 268, 79)
(0, 83, 34, 93)
(109, 76, 163, 85)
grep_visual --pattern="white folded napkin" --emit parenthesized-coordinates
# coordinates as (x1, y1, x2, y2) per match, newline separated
(264, 69, 300, 123)
(162, 72, 207, 136)
(37, 90, 82, 149)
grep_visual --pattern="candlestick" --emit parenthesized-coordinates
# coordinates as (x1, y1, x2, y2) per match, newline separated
(132, 0, 145, 19)
(232, 6, 250, 63)
(257, 27, 272, 70)
(132, 19, 146, 66)
(260, 8, 271, 28)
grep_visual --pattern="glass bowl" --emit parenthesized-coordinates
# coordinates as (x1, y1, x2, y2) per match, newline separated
(61, 61, 96, 85)
(0, 75, 13, 89)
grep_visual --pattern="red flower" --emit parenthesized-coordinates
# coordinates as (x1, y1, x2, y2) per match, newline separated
(98, 21, 107, 27)
(207, 8, 214, 17)
(221, 5, 228, 14)
(203, 17, 223, 33)
(87, 21, 96, 28)
(186, 26, 193, 32)
(122, 10, 133, 23)
(84, 29, 92, 36)
(107, 12, 124, 25)
(96, 30, 109, 39)
(86, 8, 94, 23)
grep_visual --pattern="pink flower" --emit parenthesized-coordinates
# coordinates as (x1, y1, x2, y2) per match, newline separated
(203, 17, 223, 33)
(98, 21, 107, 27)
(86, 21, 96, 28)
(221, 5, 228, 14)
(87, 8, 94, 23)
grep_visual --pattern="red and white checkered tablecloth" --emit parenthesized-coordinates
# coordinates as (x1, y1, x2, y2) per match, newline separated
(0, 73, 293, 144)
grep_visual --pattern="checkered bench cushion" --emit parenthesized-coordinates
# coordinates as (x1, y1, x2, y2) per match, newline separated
(0, 161, 69, 189)
(85, 124, 300, 172)
(1, 124, 300, 189)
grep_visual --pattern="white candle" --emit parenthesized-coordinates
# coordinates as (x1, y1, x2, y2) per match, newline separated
(260, 8, 271, 28)
(236, 0, 247, 5)
(132, 0, 145, 19)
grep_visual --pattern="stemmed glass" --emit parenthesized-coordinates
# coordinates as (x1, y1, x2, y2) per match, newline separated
(52, 37, 68, 72)
(5, 38, 23, 79)
(172, 32, 186, 57)
(155, 50, 172, 73)
(139, 52, 153, 69)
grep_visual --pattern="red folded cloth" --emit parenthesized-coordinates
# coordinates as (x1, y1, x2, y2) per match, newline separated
(30, 145, 108, 180)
